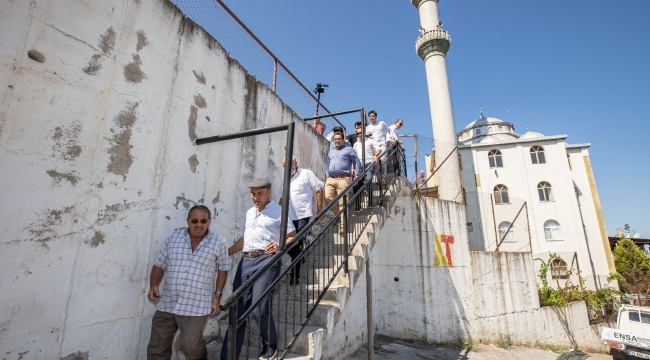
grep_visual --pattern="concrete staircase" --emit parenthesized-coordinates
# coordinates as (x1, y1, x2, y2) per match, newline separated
(204, 178, 406, 360)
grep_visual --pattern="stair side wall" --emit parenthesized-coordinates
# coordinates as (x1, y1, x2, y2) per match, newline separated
(0, 0, 328, 358)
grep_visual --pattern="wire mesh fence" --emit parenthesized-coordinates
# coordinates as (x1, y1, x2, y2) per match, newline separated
(171, 0, 338, 121)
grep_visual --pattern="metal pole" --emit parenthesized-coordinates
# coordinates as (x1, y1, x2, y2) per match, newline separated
(525, 203, 532, 252)
(400, 134, 418, 184)
(361, 109, 366, 167)
(491, 194, 498, 251)
(366, 253, 374, 360)
(279, 122, 295, 251)
(496, 201, 527, 251)
(227, 304, 238, 360)
(194, 123, 291, 146)
(272, 59, 277, 92)
(343, 194, 349, 274)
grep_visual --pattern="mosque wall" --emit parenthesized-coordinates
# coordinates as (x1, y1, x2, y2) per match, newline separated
(459, 136, 612, 290)
(0, 0, 328, 358)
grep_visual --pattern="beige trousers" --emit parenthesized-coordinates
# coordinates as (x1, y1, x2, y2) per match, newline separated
(324, 177, 351, 216)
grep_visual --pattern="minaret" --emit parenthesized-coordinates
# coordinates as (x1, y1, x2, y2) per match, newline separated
(412, 0, 461, 202)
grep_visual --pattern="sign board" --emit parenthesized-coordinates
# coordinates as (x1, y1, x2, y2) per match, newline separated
(602, 327, 650, 350)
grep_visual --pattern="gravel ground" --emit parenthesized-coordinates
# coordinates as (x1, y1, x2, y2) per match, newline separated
(347, 336, 613, 360)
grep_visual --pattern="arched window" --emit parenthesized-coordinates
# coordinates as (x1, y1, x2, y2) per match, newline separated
(498, 221, 515, 242)
(537, 181, 553, 202)
(488, 126, 494, 134)
(530, 145, 546, 164)
(494, 184, 509, 204)
(550, 258, 569, 279)
(488, 149, 503, 168)
(544, 220, 562, 240)
(475, 129, 481, 135)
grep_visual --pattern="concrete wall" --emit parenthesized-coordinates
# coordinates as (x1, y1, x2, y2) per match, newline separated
(370, 189, 607, 351)
(0, 0, 328, 358)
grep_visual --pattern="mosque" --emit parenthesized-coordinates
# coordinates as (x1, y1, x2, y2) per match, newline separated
(452, 110, 615, 290)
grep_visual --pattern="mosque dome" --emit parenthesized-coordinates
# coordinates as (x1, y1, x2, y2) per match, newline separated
(457, 109, 518, 145)
(519, 130, 545, 140)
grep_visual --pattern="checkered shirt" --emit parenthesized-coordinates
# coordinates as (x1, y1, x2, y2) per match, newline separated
(154, 229, 229, 316)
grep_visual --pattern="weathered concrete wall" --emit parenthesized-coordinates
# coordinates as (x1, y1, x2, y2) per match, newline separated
(371, 189, 474, 344)
(0, 0, 327, 358)
(370, 188, 606, 351)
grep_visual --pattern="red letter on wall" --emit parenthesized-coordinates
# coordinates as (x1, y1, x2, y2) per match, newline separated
(440, 234, 454, 266)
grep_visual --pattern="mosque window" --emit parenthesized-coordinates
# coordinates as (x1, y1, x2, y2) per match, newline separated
(544, 220, 562, 240)
(498, 221, 515, 242)
(488, 150, 503, 168)
(550, 258, 569, 279)
(494, 184, 509, 204)
(530, 145, 546, 164)
(537, 182, 553, 202)
(488, 127, 494, 134)
(475, 129, 481, 135)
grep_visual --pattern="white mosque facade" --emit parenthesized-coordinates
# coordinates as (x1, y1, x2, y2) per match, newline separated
(452, 112, 615, 290)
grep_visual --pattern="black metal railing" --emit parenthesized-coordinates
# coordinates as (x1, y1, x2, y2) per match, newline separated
(219, 144, 407, 360)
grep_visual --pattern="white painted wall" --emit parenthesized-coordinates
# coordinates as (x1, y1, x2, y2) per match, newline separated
(0, 0, 328, 358)
(459, 136, 612, 290)
(370, 187, 607, 351)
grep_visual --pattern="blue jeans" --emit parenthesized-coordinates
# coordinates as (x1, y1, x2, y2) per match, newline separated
(220, 255, 280, 360)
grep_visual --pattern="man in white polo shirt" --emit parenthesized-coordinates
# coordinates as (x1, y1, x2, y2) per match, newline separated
(280, 156, 323, 285)
(221, 179, 296, 360)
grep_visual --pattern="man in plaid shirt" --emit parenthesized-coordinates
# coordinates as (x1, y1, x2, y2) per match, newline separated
(146, 205, 229, 360)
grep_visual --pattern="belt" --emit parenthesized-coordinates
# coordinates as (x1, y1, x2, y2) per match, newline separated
(243, 250, 265, 258)
(329, 174, 351, 179)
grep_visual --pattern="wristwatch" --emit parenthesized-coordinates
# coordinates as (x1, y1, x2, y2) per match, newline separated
(214, 290, 222, 295)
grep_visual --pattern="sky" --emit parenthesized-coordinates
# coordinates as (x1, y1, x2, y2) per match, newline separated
(218, 0, 650, 237)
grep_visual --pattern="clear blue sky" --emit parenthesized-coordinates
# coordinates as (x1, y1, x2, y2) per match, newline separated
(219, 0, 650, 237)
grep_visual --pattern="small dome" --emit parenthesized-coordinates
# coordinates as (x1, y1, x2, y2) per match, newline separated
(463, 116, 504, 130)
(519, 130, 545, 140)
(477, 133, 519, 144)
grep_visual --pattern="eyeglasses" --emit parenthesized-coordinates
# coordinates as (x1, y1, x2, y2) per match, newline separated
(190, 219, 209, 224)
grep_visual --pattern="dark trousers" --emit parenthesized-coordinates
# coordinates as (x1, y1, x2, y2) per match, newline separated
(354, 163, 375, 210)
(147, 310, 208, 360)
(288, 218, 310, 280)
(220, 255, 280, 360)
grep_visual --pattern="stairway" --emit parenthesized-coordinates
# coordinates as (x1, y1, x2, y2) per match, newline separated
(203, 177, 407, 360)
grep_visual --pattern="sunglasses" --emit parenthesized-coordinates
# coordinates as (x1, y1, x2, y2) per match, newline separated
(190, 219, 209, 224)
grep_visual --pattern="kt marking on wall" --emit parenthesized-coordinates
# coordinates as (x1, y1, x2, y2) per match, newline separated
(434, 234, 454, 266)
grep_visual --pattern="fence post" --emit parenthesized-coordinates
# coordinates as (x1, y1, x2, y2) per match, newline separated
(343, 193, 349, 274)
(227, 303, 238, 360)
(272, 58, 277, 92)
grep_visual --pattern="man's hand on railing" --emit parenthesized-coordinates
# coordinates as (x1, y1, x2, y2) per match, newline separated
(210, 293, 221, 316)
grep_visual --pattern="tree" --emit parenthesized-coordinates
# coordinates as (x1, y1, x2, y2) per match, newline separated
(613, 237, 650, 305)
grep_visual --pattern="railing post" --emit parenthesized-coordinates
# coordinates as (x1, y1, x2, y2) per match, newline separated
(227, 303, 238, 360)
(279, 122, 295, 251)
(377, 159, 383, 206)
(272, 58, 277, 92)
(343, 194, 349, 274)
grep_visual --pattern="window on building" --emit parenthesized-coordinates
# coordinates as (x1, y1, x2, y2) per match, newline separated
(544, 220, 562, 240)
(530, 145, 546, 164)
(488, 150, 503, 168)
(550, 258, 569, 279)
(498, 221, 515, 242)
(538, 182, 553, 202)
(488, 126, 494, 134)
(494, 185, 509, 204)
(475, 129, 481, 135)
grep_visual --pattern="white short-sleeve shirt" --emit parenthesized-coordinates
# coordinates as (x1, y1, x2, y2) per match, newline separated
(353, 139, 379, 165)
(366, 121, 389, 144)
(279, 168, 324, 221)
(242, 200, 296, 252)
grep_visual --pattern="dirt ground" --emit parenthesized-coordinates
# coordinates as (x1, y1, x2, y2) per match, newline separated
(347, 336, 613, 360)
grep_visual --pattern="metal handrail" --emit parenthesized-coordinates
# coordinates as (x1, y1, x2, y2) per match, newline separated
(414, 145, 458, 194)
(221, 145, 407, 359)
(219, 143, 400, 312)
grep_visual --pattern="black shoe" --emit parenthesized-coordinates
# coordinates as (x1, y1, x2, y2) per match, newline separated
(259, 346, 278, 360)
(289, 277, 300, 286)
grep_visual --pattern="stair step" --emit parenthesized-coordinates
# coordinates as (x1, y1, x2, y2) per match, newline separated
(214, 321, 324, 356)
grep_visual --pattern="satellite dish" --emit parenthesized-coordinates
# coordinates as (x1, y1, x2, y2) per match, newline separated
(634, 233, 641, 239)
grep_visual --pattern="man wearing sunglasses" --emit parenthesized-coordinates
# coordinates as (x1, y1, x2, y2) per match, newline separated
(221, 178, 296, 360)
(147, 205, 229, 360)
